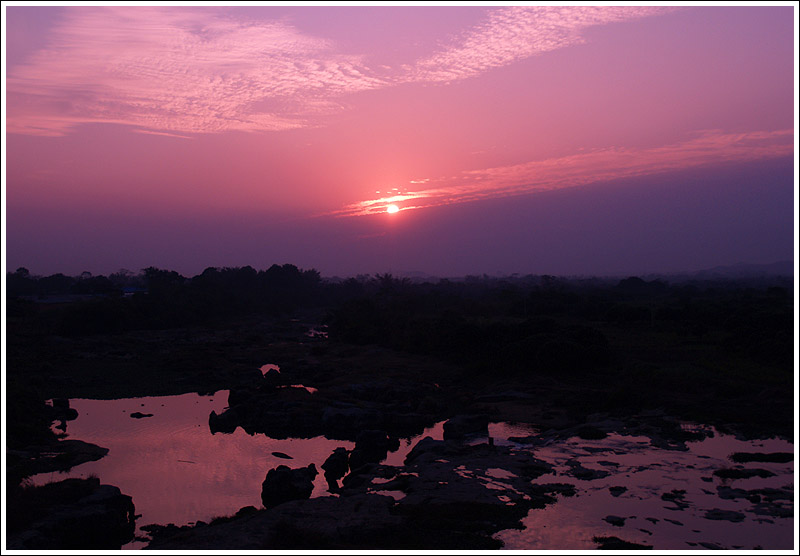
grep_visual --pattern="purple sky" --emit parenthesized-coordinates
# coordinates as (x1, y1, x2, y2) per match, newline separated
(3, 4, 797, 277)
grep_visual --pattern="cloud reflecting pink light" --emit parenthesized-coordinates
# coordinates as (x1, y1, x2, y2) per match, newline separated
(330, 129, 793, 217)
(6, 7, 387, 136)
(7, 6, 674, 136)
(409, 6, 677, 83)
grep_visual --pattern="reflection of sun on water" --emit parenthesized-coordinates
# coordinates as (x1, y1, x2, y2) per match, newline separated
(386, 204, 400, 213)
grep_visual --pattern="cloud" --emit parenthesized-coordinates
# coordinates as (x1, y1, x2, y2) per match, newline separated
(131, 129, 194, 139)
(408, 6, 676, 83)
(6, 7, 387, 136)
(329, 129, 794, 217)
(6, 6, 675, 136)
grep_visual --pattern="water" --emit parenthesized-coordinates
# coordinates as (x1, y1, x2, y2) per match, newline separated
(493, 430, 794, 550)
(31, 391, 354, 548)
(31, 393, 794, 550)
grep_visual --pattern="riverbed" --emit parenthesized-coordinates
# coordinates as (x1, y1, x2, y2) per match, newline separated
(33, 391, 794, 550)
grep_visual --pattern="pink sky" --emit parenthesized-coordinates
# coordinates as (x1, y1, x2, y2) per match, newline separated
(3, 4, 796, 277)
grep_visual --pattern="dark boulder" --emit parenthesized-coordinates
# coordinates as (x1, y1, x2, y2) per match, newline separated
(321, 406, 383, 439)
(349, 430, 399, 470)
(729, 452, 793, 464)
(404, 436, 447, 465)
(442, 415, 489, 441)
(609, 486, 627, 497)
(713, 467, 775, 480)
(261, 464, 318, 509)
(209, 409, 239, 434)
(129, 412, 153, 419)
(47, 399, 79, 422)
(321, 447, 350, 490)
(7, 477, 136, 550)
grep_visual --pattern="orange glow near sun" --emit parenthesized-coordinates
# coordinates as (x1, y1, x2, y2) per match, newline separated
(386, 204, 400, 213)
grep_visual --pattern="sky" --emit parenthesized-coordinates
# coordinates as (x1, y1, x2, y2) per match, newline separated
(2, 2, 797, 278)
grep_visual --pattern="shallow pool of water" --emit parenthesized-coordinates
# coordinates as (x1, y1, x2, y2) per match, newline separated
(493, 430, 794, 550)
(32, 391, 355, 548)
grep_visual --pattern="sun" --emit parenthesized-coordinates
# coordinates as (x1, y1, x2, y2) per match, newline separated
(386, 204, 400, 214)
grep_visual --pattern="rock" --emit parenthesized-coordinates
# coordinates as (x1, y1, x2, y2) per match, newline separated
(321, 448, 350, 490)
(349, 430, 397, 470)
(6, 478, 136, 550)
(703, 509, 745, 522)
(593, 536, 652, 550)
(209, 409, 239, 434)
(576, 425, 607, 440)
(442, 414, 489, 440)
(609, 486, 627, 497)
(355, 429, 395, 452)
(404, 436, 447, 465)
(716, 486, 749, 500)
(147, 494, 408, 550)
(729, 452, 793, 464)
(261, 464, 318, 509)
(749, 502, 793, 519)
(565, 460, 610, 480)
(713, 467, 775, 480)
(474, 390, 535, 403)
(535, 483, 577, 497)
(48, 398, 79, 422)
(129, 412, 153, 419)
(322, 406, 383, 439)
(753, 487, 792, 502)
(603, 515, 626, 527)
(269, 493, 404, 548)
(661, 489, 689, 509)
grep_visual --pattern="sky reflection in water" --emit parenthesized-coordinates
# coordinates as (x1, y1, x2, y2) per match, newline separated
(31, 392, 793, 551)
(31, 391, 354, 546)
(494, 431, 794, 550)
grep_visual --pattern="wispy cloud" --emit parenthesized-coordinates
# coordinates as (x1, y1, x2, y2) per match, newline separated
(7, 6, 674, 136)
(329, 130, 794, 217)
(408, 6, 676, 83)
(7, 7, 387, 136)
(131, 129, 194, 140)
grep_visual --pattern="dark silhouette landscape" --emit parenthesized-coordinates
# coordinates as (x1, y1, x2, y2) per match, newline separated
(5, 263, 795, 549)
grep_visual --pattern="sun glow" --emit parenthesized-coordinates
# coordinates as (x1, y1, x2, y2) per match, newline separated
(386, 204, 400, 213)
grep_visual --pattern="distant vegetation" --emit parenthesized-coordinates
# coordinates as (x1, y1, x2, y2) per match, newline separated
(7, 264, 793, 375)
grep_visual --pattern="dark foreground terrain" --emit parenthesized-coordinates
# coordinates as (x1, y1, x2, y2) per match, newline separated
(4, 266, 795, 549)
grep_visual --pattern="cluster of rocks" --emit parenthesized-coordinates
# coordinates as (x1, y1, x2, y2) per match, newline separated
(209, 373, 445, 441)
(6, 477, 136, 550)
(149, 415, 577, 549)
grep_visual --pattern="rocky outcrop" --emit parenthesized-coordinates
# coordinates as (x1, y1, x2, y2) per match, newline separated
(7, 439, 109, 478)
(348, 430, 399, 471)
(261, 464, 318, 508)
(442, 414, 489, 440)
(321, 447, 350, 490)
(129, 412, 153, 419)
(209, 408, 239, 434)
(6, 477, 136, 550)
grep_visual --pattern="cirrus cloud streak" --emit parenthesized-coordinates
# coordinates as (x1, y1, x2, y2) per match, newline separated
(329, 129, 794, 217)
